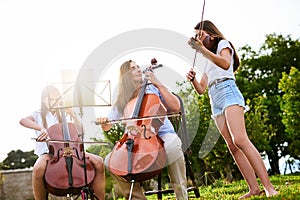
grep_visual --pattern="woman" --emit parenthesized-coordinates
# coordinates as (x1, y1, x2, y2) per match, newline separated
(19, 85, 105, 200)
(97, 60, 188, 200)
(186, 20, 278, 199)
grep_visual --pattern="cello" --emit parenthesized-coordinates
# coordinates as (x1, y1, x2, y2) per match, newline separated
(108, 58, 167, 182)
(44, 109, 95, 197)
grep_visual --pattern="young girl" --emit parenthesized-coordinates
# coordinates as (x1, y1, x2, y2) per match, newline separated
(186, 20, 278, 199)
(20, 85, 105, 200)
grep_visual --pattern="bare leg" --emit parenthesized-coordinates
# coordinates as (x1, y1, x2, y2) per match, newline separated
(224, 105, 278, 197)
(32, 154, 51, 200)
(86, 153, 105, 200)
(215, 114, 261, 199)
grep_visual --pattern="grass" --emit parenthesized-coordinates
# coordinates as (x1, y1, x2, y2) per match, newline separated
(144, 173, 300, 200)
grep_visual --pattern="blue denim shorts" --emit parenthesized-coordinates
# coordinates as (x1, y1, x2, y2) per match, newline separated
(208, 79, 246, 118)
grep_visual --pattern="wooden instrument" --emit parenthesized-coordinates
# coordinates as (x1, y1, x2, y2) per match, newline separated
(108, 58, 167, 182)
(44, 110, 95, 196)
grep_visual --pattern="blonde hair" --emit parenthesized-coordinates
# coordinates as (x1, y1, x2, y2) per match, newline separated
(40, 85, 62, 128)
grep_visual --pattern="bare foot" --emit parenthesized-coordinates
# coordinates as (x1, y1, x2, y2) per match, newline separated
(265, 189, 279, 197)
(239, 190, 262, 199)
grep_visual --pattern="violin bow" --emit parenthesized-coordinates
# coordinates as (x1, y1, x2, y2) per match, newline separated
(191, 0, 206, 81)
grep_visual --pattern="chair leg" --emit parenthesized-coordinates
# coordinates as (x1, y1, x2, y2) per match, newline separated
(157, 173, 163, 200)
(185, 153, 200, 198)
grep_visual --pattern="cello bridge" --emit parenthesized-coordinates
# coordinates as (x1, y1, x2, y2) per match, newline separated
(62, 147, 74, 157)
(126, 126, 140, 136)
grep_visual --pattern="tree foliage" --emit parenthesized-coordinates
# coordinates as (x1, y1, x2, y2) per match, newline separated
(235, 33, 300, 174)
(2, 149, 38, 170)
(244, 97, 273, 153)
(278, 67, 300, 159)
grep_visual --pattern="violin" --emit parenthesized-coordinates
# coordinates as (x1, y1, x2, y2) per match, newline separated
(44, 109, 95, 196)
(191, 32, 218, 53)
(108, 58, 167, 182)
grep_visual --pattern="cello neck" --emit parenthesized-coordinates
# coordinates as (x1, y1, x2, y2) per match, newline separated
(61, 110, 71, 141)
(131, 58, 159, 118)
(132, 79, 148, 118)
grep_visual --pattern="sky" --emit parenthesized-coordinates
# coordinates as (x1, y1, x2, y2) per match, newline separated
(0, 0, 299, 172)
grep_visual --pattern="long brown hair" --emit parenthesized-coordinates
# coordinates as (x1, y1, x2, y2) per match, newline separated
(114, 60, 141, 114)
(41, 85, 62, 128)
(195, 20, 240, 72)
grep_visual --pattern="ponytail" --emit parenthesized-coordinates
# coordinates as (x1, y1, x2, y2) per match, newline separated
(228, 41, 240, 72)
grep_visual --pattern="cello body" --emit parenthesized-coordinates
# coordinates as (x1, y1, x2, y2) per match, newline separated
(108, 92, 167, 182)
(108, 94, 166, 181)
(44, 114, 95, 196)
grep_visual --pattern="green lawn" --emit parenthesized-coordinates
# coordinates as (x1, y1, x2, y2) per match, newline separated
(145, 173, 300, 200)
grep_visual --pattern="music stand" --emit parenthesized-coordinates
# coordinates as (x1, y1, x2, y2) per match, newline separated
(45, 78, 111, 200)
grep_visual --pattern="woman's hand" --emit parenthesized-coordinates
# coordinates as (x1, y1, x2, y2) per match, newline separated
(65, 108, 75, 119)
(186, 69, 196, 82)
(36, 128, 49, 141)
(145, 70, 180, 112)
(188, 37, 205, 54)
(96, 117, 109, 125)
(96, 117, 112, 131)
(144, 71, 161, 86)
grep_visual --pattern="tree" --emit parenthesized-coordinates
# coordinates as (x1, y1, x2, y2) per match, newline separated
(244, 97, 273, 153)
(278, 67, 300, 160)
(2, 149, 38, 170)
(237, 33, 300, 174)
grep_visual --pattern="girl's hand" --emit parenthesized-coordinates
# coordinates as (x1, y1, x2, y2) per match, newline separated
(37, 128, 49, 141)
(188, 37, 209, 57)
(96, 117, 109, 125)
(144, 71, 161, 86)
(65, 108, 75, 119)
(96, 117, 112, 131)
(186, 69, 196, 82)
(188, 37, 204, 50)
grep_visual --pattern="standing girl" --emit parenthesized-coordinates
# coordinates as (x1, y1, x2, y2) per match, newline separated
(186, 20, 278, 199)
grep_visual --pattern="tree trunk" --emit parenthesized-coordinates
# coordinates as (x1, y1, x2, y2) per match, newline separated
(266, 150, 280, 175)
(224, 163, 233, 183)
